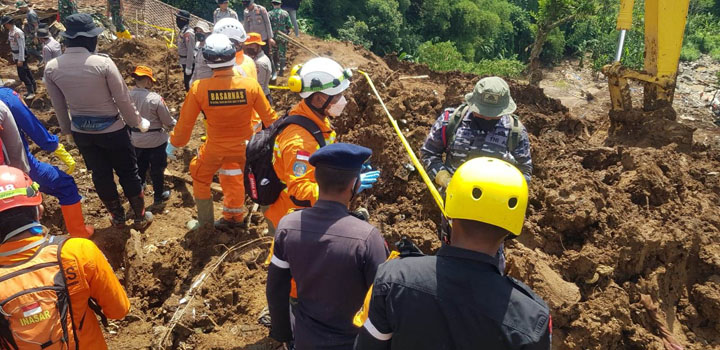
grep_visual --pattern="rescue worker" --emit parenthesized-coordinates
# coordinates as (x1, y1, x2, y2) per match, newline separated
(0, 87, 94, 238)
(129, 66, 176, 208)
(281, 0, 300, 37)
(0, 99, 30, 172)
(354, 157, 552, 350)
(38, 27, 62, 64)
(0, 165, 130, 350)
(420, 76, 532, 185)
(107, 0, 132, 39)
(167, 33, 277, 231)
(264, 57, 352, 233)
(267, 143, 386, 350)
(176, 10, 196, 91)
(58, 0, 78, 24)
(214, 0, 238, 24)
(190, 21, 213, 85)
(17, 1, 41, 60)
(44, 14, 153, 229)
(1, 15, 37, 100)
(242, 0, 274, 70)
(245, 32, 272, 104)
(269, 0, 292, 78)
(213, 17, 257, 80)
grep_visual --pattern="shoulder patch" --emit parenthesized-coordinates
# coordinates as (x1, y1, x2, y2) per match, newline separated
(292, 161, 308, 177)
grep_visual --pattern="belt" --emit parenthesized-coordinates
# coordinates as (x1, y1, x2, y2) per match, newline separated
(131, 127, 163, 133)
(179, 55, 187, 58)
(11, 50, 19, 53)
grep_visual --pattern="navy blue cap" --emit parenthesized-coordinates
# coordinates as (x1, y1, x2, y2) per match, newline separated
(309, 143, 372, 171)
(61, 14, 104, 39)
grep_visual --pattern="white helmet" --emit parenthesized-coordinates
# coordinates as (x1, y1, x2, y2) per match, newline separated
(213, 18, 247, 43)
(288, 57, 352, 98)
(203, 34, 237, 69)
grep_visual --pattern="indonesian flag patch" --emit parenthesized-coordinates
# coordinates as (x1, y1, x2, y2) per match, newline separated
(22, 303, 42, 317)
(296, 150, 311, 161)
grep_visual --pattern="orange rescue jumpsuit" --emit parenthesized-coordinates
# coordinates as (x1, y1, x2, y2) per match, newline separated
(234, 51, 264, 131)
(0, 236, 130, 350)
(171, 68, 278, 221)
(264, 100, 336, 227)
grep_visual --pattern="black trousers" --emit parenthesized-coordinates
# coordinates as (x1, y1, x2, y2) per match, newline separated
(16, 62, 36, 94)
(72, 126, 142, 202)
(182, 64, 194, 91)
(136, 142, 168, 201)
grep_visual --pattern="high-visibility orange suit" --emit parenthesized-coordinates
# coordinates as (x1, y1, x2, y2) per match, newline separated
(264, 100, 336, 227)
(0, 236, 130, 349)
(235, 51, 265, 131)
(171, 67, 278, 221)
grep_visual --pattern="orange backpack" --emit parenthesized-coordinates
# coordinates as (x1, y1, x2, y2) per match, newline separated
(0, 235, 78, 350)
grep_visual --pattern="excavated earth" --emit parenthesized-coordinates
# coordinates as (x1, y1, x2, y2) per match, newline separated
(2, 33, 720, 350)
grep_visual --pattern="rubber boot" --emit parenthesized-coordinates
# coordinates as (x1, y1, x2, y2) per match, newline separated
(187, 198, 214, 231)
(103, 198, 126, 228)
(60, 202, 95, 238)
(214, 217, 246, 231)
(117, 29, 131, 39)
(128, 194, 153, 230)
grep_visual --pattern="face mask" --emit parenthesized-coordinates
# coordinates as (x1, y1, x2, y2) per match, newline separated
(327, 95, 347, 117)
(245, 48, 257, 57)
(176, 18, 188, 28)
(196, 33, 206, 42)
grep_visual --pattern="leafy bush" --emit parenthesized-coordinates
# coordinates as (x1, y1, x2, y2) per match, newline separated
(680, 45, 702, 62)
(711, 48, 720, 62)
(417, 41, 523, 78)
(337, 16, 371, 49)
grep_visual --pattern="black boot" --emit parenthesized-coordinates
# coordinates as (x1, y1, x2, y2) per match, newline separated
(128, 194, 153, 230)
(103, 199, 126, 228)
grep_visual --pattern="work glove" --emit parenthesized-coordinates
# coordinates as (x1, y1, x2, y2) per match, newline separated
(185, 66, 193, 76)
(53, 143, 76, 174)
(166, 143, 177, 160)
(434, 169, 452, 188)
(138, 118, 151, 132)
(357, 169, 380, 194)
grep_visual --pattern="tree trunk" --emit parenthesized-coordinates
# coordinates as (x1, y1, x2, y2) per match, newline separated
(528, 28, 549, 86)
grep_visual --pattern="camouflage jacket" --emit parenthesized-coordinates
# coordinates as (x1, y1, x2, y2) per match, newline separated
(420, 107, 533, 183)
(269, 8, 292, 36)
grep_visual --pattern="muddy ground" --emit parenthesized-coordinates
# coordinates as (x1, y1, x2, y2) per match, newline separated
(3, 32, 720, 350)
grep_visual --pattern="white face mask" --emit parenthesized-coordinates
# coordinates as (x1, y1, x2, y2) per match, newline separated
(327, 95, 347, 117)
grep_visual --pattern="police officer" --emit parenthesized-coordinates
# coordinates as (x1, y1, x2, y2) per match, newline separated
(44, 14, 153, 229)
(267, 143, 386, 350)
(214, 0, 238, 24)
(1, 15, 36, 99)
(420, 76, 532, 185)
(38, 28, 62, 64)
(354, 157, 551, 350)
(175, 10, 195, 91)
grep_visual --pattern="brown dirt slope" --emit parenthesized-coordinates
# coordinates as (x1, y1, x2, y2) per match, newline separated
(6, 33, 720, 349)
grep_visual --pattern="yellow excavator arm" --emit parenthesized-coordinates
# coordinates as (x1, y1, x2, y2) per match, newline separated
(603, 0, 690, 111)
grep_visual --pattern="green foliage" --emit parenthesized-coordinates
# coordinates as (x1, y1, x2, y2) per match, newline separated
(337, 16, 371, 49)
(681, 45, 702, 62)
(540, 27, 566, 63)
(417, 41, 524, 78)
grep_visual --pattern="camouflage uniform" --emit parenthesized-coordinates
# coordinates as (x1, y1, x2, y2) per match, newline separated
(58, 0, 78, 24)
(420, 109, 533, 183)
(269, 7, 291, 73)
(108, 0, 125, 32)
(23, 8, 41, 59)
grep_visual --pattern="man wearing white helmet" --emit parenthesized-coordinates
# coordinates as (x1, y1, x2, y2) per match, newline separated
(263, 57, 362, 232)
(213, 17, 257, 81)
(168, 34, 278, 231)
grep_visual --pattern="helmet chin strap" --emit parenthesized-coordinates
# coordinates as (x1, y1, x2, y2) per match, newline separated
(305, 94, 334, 118)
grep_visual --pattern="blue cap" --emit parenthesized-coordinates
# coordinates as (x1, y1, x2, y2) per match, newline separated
(309, 143, 372, 171)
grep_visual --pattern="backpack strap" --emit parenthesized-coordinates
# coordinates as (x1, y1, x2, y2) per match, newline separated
(444, 104, 469, 148)
(283, 115, 326, 148)
(54, 236, 81, 348)
(507, 114, 523, 153)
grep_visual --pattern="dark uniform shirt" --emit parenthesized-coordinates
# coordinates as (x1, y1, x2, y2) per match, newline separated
(354, 245, 551, 350)
(267, 200, 389, 350)
(420, 108, 533, 183)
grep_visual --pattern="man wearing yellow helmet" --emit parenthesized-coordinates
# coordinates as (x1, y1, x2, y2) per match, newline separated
(354, 157, 551, 350)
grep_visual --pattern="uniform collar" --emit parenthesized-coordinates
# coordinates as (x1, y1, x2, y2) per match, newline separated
(212, 67, 236, 77)
(64, 47, 91, 54)
(437, 245, 501, 273)
(313, 199, 348, 212)
(133, 87, 148, 92)
(289, 100, 332, 132)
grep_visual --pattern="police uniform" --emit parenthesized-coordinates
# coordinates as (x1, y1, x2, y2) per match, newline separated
(213, 7, 238, 23)
(176, 11, 196, 91)
(243, 3, 273, 66)
(39, 29, 62, 63)
(267, 143, 389, 350)
(420, 78, 533, 184)
(354, 245, 552, 350)
(6, 22, 37, 96)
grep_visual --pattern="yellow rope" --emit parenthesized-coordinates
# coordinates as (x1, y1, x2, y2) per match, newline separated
(128, 19, 176, 48)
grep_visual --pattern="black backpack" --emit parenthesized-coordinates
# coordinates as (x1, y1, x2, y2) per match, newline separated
(245, 115, 326, 206)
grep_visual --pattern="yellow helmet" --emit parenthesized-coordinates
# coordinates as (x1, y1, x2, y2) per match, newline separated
(445, 157, 528, 236)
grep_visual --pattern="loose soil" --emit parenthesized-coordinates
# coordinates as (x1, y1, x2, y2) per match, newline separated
(3, 32, 720, 350)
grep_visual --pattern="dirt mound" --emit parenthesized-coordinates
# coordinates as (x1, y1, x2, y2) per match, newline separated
(14, 34, 720, 350)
